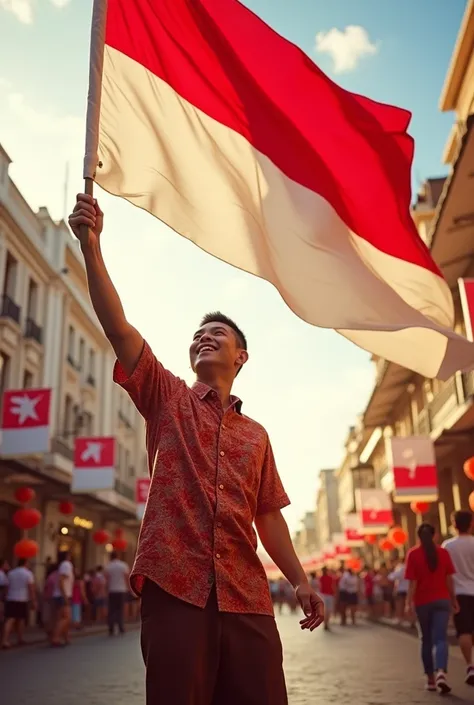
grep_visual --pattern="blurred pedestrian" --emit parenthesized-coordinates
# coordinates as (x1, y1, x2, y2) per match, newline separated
(339, 567, 360, 626)
(0, 558, 9, 626)
(105, 551, 130, 636)
(1, 558, 36, 649)
(442, 510, 474, 686)
(389, 560, 410, 625)
(92, 566, 107, 623)
(51, 550, 74, 647)
(406, 523, 459, 694)
(319, 567, 336, 631)
(71, 572, 87, 630)
(42, 562, 58, 643)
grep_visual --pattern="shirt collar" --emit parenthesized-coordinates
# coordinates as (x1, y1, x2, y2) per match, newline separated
(192, 381, 243, 414)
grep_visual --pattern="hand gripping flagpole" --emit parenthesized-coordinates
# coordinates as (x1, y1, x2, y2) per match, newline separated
(81, 0, 108, 239)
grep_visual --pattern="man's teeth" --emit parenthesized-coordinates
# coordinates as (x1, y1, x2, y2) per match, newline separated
(200, 346, 214, 352)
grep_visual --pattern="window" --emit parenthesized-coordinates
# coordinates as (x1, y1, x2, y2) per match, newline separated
(64, 396, 73, 439)
(88, 349, 95, 381)
(3, 252, 17, 299)
(26, 279, 38, 321)
(82, 411, 93, 436)
(125, 449, 130, 477)
(23, 370, 34, 389)
(0, 353, 11, 412)
(78, 338, 85, 373)
(67, 326, 75, 362)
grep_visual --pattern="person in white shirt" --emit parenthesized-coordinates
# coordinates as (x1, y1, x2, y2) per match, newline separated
(51, 550, 74, 647)
(442, 510, 474, 686)
(389, 562, 410, 625)
(1, 558, 36, 649)
(105, 551, 130, 636)
(338, 568, 360, 626)
(0, 558, 9, 623)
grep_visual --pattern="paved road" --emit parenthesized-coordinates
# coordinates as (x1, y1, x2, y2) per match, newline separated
(1, 615, 473, 704)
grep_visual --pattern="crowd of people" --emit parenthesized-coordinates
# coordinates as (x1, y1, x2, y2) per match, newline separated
(269, 509, 474, 694)
(0, 549, 134, 649)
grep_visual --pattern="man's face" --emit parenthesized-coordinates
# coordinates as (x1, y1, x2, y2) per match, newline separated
(190, 321, 247, 376)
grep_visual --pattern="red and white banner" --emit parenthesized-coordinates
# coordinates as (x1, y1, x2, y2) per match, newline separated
(388, 436, 438, 503)
(333, 533, 351, 556)
(82, 0, 474, 380)
(136, 477, 151, 521)
(343, 513, 365, 546)
(459, 278, 474, 342)
(71, 437, 116, 493)
(355, 489, 393, 535)
(0, 388, 52, 456)
(323, 543, 336, 561)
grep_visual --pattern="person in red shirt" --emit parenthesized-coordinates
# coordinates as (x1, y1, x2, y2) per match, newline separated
(319, 567, 335, 631)
(69, 194, 324, 705)
(405, 523, 459, 695)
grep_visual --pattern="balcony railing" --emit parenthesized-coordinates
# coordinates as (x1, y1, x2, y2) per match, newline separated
(429, 377, 459, 430)
(51, 437, 74, 461)
(25, 317, 43, 344)
(115, 479, 135, 502)
(0, 295, 21, 324)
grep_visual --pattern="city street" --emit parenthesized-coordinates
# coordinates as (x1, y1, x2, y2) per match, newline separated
(1, 616, 473, 704)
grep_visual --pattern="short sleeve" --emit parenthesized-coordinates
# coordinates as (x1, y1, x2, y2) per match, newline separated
(256, 436, 290, 516)
(113, 341, 181, 420)
(27, 571, 34, 585)
(404, 551, 416, 580)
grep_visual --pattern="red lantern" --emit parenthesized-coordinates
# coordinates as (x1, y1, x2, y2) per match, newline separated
(92, 529, 109, 545)
(350, 558, 363, 572)
(389, 526, 408, 546)
(14, 539, 39, 559)
(59, 501, 74, 516)
(364, 535, 377, 545)
(410, 501, 430, 515)
(114, 528, 124, 539)
(379, 538, 394, 552)
(469, 491, 474, 513)
(14, 486, 35, 504)
(463, 457, 474, 482)
(112, 538, 128, 552)
(13, 508, 41, 530)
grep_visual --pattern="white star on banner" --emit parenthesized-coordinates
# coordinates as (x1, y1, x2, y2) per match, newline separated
(10, 395, 41, 425)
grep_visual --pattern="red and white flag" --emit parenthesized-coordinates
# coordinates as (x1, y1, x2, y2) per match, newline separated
(135, 477, 150, 521)
(0, 388, 52, 456)
(459, 279, 474, 342)
(333, 533, 351, 557)
(323, 543, 336, 561)
(388, 437, 438, 503)
(356, 489, 393, 535)
(83, 0, 474, 379)
(72, 437, 116, 493)
(343, 514, 365, 546)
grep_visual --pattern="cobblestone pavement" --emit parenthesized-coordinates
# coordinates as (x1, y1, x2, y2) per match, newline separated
(1, 614, 473, 704)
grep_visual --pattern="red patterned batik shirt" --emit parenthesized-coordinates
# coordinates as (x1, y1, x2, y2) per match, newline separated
(114, 342, 290, 615)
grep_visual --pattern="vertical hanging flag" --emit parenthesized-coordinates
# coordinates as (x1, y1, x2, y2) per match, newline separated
(356, 489, 393, 534)
(388, 437, 438, 503)
(136, 477, 151, 521)
(0, 388, 52, 456)
(459, 278, 474, 341)
(333, 533, 351, 557)
(72, 437, 116, 492)
(343, 513, 365, 546)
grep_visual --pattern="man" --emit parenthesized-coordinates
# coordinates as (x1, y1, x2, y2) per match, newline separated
(69, 194, 323, 704)
(51, 550, 74, 647)
(442, 510, 474, 686)
(1, 558, 36, 649)
(0, 558, 9, 625)
(105, 551, 130, 636)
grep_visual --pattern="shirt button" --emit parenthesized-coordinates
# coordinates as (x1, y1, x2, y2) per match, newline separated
(219, 484, 224, 490)
(216, 553, 221, 559)
(220, 450, 225, 457)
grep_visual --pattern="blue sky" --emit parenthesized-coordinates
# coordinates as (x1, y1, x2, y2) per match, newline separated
(0, 0, 467, 534)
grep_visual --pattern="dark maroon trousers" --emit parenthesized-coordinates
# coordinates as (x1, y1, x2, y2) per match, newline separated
(140, 579, 288, 705)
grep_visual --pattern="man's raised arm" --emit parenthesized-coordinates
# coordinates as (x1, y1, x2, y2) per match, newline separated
(68, 194, 143, 376)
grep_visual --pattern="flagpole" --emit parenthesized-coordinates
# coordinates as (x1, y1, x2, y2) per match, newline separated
(82, 0, 108, 237)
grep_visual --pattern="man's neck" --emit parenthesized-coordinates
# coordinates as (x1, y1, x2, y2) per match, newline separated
(197, 373, 234, 409)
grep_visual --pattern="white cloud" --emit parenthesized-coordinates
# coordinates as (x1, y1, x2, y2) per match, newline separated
(0, 0, 33, 24)
(0, 0, 70, 24)
(315, 25, 378, 73)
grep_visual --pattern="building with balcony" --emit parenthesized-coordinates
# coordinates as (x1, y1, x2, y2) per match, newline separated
(0, 143, 147, 576)
(292, 511, 319, 558)
(335, 2, 474, 548)
(315, 469, 341, 549)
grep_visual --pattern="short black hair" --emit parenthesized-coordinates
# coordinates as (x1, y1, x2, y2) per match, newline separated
(110, 551, 118, 560)
(453, 510, 473, 534)
(200, 312, 247, 350)
(18, 558, 27, 567)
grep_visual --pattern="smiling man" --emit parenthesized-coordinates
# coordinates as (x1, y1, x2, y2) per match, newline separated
(69, 193, 323, 705)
